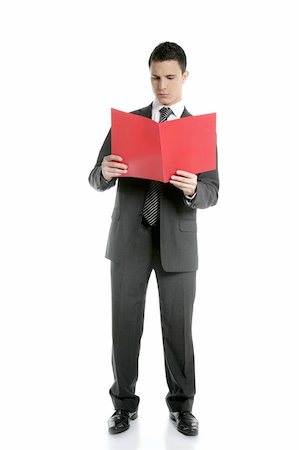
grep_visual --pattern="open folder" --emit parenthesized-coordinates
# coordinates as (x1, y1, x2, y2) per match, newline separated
(111, 108, 216, 183)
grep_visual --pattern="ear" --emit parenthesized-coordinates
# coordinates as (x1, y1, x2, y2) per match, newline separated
(182, 70, 189, 82)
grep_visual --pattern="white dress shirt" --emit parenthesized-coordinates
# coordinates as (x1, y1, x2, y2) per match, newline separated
(151, 98, 185, 122)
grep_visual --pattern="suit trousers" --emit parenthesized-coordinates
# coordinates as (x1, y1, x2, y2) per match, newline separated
(109, 219, 197, 413)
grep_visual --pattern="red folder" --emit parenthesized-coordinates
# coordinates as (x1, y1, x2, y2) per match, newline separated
(111, 108, 216, 183)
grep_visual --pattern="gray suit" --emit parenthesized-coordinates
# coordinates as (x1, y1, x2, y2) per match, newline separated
(89, 103, 219, 412)
(89, 104, 219, 271)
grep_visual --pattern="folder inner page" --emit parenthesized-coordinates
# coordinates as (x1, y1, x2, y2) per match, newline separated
(111, 109, 164, 182)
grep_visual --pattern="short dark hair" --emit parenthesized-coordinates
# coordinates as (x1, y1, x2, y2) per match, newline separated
(148, 42, 187, 73)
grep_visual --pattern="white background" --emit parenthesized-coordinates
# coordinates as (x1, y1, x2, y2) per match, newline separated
(0, 1, 298, 449)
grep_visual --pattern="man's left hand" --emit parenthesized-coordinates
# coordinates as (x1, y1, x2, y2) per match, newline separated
(169, 170, 197, 196)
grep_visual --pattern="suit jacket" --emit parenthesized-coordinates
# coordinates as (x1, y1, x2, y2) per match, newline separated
(89, 103, 219, 272)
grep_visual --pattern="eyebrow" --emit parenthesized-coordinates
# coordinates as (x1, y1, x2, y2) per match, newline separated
(151, 74, 176, 77)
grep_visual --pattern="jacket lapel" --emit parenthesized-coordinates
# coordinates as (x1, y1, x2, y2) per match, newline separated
(134, 104, 152, 118)
(181, 107, 192, 117)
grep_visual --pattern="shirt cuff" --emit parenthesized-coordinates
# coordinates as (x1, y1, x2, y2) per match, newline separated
(100, 167, 110, 184)
(184, 192, 197, 200)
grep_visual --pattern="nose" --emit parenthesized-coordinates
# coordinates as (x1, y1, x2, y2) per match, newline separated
(158, 78, 167, 90)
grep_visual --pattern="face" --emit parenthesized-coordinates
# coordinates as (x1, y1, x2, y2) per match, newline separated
(150, 60, 189, 106)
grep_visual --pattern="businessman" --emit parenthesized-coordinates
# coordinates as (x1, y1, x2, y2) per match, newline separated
(88, 42, 219, 436)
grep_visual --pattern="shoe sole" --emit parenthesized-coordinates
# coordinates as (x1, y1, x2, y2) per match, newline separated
(109, 425, 130, 435)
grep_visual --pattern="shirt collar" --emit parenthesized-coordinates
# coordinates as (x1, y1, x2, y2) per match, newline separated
(152, 98, 185, 118)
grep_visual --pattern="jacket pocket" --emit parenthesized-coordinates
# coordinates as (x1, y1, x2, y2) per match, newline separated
(179, 219, 197, 232)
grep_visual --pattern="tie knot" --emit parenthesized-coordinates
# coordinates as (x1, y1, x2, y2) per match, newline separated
(159, 107, 173, 122)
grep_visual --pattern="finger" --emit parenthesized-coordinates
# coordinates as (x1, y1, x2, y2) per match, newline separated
(106, 154, 123, 161)
(176, 170, 195, 178)
(105, 154, 124, 162)
(106, 168, 128, 176)
(104, 161, 128, 169)
(169, 181, 195, 196)
(171, 175, 195, 184)
(103, 173, 124, 179)
(169, 180, 193, 190)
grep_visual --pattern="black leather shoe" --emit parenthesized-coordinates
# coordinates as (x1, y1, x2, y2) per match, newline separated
(108, 409, 138, 434)
(170, 411, 198, 436)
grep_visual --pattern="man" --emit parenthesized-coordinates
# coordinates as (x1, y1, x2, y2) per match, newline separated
(88, 42, 219, 436)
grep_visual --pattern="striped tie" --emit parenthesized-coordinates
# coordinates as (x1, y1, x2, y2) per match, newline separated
(142, 107, 173, 226)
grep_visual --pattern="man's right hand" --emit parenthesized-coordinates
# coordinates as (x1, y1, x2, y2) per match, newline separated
(101, 155, 128, 182)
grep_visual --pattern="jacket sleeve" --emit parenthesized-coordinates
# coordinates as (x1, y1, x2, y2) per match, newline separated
(88, 129, 116, 192)
(182, 146, 220, 209)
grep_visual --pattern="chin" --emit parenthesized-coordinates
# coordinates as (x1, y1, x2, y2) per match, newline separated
(159, 97, 172, 105)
